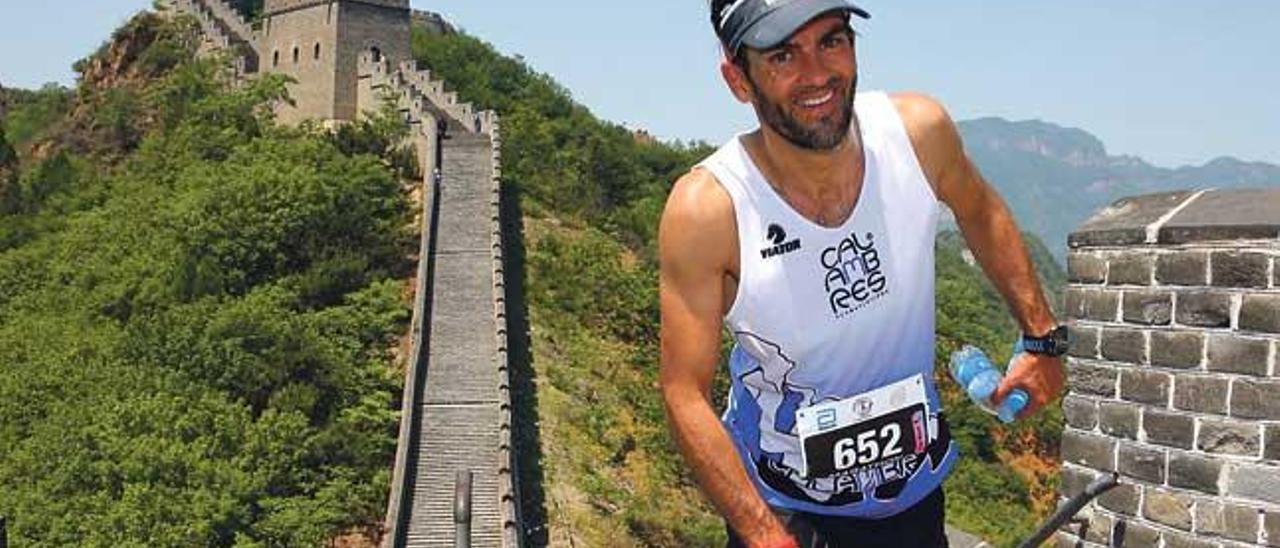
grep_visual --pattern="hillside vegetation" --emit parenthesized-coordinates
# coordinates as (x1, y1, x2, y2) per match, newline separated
(411, 28, 1066, 547)
(0, 13, 415, 546)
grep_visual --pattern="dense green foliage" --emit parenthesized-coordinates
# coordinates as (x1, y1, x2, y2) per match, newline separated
(0, 15, 412, 546)
(414, 28, 1066, 547)
(1, 84, 73, 148)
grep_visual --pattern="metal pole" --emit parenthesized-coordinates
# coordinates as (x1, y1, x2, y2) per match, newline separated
(454, 470, 473, 548)
(1017, 471, 1120, 548)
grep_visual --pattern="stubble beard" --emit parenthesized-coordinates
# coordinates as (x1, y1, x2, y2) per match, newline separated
(750, 74, 857, 151)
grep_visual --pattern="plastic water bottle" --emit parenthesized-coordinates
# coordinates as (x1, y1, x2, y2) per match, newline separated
(948, 345, 1029, 423)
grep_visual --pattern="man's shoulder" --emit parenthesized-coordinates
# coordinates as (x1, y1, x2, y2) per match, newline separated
(886, 92, 951, 137)
(664, 168, 735, 233)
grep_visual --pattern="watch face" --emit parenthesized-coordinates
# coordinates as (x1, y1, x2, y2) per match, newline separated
(1052, 325, 1070, 355)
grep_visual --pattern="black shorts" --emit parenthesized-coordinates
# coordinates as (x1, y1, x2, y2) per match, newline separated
(725, 487, 948, 548)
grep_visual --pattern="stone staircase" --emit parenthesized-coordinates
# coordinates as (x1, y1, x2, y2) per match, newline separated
(167, 0, 259, 74)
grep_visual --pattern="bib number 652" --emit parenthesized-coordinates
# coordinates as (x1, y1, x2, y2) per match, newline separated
(833, 423, 902, 470)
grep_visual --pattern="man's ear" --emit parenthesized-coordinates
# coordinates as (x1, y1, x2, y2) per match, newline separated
(719, 53, 754, 104)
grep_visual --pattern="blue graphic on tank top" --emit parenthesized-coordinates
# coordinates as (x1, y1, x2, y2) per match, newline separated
(723, 331, 957, 517)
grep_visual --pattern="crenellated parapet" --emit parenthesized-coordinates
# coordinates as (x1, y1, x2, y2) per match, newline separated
(1056, 188, 1280, 547)
(265, 0, 407, 16)
(168, 0, 260, 75)
(356, 51, 492, 137)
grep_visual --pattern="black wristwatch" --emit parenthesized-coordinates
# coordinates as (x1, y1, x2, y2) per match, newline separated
(1021, 325, 1069, 356)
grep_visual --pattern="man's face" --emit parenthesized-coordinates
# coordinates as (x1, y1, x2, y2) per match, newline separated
(738, 14, 858, 151)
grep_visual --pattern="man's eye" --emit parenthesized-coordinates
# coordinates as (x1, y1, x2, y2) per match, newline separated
(822, 34, 851, 49)
(768, 51, 792, 64)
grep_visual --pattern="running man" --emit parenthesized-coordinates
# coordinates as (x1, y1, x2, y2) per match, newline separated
(658, 1, 1068, 546)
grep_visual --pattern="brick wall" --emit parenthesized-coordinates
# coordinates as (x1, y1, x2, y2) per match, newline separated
(1057, 189, 1280, 547)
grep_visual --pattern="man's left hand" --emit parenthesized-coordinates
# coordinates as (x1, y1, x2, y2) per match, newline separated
(992, 352, 1066, 419)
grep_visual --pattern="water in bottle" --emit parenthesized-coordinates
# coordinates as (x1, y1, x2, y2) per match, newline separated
(948, 345, 1029, 423)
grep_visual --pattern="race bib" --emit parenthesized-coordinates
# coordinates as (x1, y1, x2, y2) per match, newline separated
(795, 374, 931, 479)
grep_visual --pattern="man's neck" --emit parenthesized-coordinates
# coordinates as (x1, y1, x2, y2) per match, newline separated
(745, 117, 866, 226)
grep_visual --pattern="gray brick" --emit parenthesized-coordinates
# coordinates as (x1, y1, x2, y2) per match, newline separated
(1123, 290, 1173, 325)
(1112, 517, 1160, 545)
(1119, 369, 1169, 406)
(1100, 401, 1141, 439)
(1144, 409, 1195, 449)
(1156, 251, 1209, 286)
(1099, 482, 1141, 516)
(1172, 375, 1228, 414)
(1110, 253, 1155, 286)
(1167, 451, 1223, 494)
(1176, 290, 1232, 328)
(1227, 463, 1280, 505)
(1265, 511, 1280, 547)
(1266, 424, 1280, 461)
(1197, 499, 1259, 543)
(1208, 335, 1270, 376)
(1062, 430, 1117, 470)
(1069, 324, 1101, 359)
(1069, 253, 1107, 284)
(1063, 394, 1099, 430)
(1198, 418, 1260, 456)
(1053, 532, 1084, 548)
(1117, 442, 1165, 484)
(1067, 288, 1122, 322)
(1150, 331, 1203, 369)
(1240, 294, 1280, 334)
(1196, 498, 1223, 536)
(1163, 531, 1217, 548)
(1082, 510, 1114, 545)
(1230, 378, 1280, 420)
(1212, 251, 1270, 288)
(1221, 505, 1262, 544)
(1103, 328, 1147, 364)
(1060, 465, 1098, 499)
(1068, 362, 1119, 397)
(1144, 487, 1193, 530)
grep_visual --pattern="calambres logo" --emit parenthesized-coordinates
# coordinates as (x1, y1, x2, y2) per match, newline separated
(760, 223, 802, 259)
(820, 231, 888, 317)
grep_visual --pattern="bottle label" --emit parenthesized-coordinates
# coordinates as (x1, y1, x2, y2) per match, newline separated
(794, 374, 931, 485)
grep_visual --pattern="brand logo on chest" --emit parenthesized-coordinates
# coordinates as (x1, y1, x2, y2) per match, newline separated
(819, 231, 889, 318)
(760, 223, 802, 259)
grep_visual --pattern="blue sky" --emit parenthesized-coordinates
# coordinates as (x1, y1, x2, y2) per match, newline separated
(2, 1, 1277, 167)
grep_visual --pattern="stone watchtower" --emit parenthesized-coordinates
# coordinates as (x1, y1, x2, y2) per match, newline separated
(258, 0, 412, 124)
(1057, 188, 1280, 547)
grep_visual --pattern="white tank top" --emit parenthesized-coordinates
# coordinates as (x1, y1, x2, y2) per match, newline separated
(698, 91, 957, 518)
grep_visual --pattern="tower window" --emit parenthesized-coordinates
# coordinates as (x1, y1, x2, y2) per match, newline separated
(272, 50, 279, 67)
(314, 43, 321, 60)
(293, 46, 300, 64)
(371, 47, 382, 63)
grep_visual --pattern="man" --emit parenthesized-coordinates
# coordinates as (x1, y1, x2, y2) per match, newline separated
(657, 1, 1068, 546)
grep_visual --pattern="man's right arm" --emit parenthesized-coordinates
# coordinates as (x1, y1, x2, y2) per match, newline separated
(658, 169, 795, 548)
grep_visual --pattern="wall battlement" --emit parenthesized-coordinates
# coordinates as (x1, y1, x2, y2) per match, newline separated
(264, 0, 408, 16)
(1056, 188, 1280, 547)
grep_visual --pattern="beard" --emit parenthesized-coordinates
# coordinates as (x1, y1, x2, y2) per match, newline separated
(749, 74, 857, 151)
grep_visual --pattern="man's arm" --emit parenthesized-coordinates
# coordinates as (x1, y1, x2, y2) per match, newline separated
(658, 170, 795, 548)
(893, 93, 1065, 416)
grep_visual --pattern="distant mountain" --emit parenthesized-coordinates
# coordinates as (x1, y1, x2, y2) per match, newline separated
(957, 117, 1280, 263)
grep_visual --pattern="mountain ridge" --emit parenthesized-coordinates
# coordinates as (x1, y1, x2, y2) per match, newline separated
(956, 116, 1280, 263)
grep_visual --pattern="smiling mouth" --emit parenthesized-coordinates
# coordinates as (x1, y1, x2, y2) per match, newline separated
(796, 90, 836, 108)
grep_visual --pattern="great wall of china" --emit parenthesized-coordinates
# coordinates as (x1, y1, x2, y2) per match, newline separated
(162, 1, 521, 546)
(162, 1, 1280, 547)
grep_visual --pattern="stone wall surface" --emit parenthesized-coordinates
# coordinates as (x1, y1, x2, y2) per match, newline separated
(1058, 188, 1280, 547)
